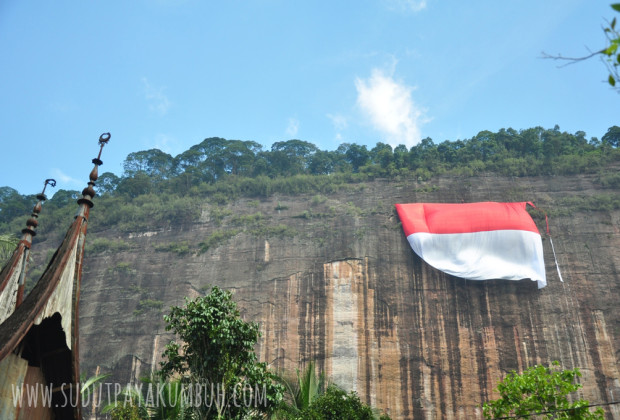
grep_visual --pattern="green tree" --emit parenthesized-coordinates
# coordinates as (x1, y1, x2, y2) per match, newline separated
(410, 137, 439, 170)
(602, 125, 620, 147)
(0, 187, 32, 224)
(543, 4, 620, 91)
(274, 362, 391, 420)
(393, 144, 409, 169)
(97, 172, 121, 195)
(338, 143, 370, 172)
(142, 375, 193, 420)
(292, 361, 325, 412)
(308, 150, 336, 175)
(102, 384, 149, 420)
(296, 385, 380, 420)
(603, 4, 620, 88)
(80, 372, 110, 401)
(482, 361, 604, 419)
(274, 361, 326, 418)
(160, 286, 285, 419)
(265, 140, 319, 176)
(123, 149, 175, 180)
(47, 189, 79, 209)
(222, 140, 263, 176)
(0, 233, 19, 266)
(371, 142, 394, 169)
(116, 173, 153, 198)
(183, 137, 263, 180)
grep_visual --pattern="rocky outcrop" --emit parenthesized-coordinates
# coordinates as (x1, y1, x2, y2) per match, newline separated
(30, 172, 620, 418)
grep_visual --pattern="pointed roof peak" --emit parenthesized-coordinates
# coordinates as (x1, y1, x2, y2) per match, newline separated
(79, 132, 110, 210)
(1, 178, 56, 321)
(0, 132, 111, 420)
(21, 178, 56, 243)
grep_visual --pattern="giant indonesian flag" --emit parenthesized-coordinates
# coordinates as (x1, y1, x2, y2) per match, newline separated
(395, 202, 546, 288)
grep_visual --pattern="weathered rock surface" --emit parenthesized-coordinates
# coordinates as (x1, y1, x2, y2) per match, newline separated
(33, 173, 620, 418)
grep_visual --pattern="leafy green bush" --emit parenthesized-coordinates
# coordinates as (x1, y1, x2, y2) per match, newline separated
(86, 237, 131, 253)
(310, 194, 327, 206)
(599, 171, 620, 188)
(248, 224, 297, 238)
(154, 241, 191, 255)
(133, 299, 164, 316)
(208, 206, 232, 226)
(109, 262, 133, 274)
(160, 286, 285, 418)
(482, 361, 604, 419)
(275, 202, 289, 211)
(230, 211, 264, 227)
(128, 284, 149, 295)
(198, 229, 241, 253)
(209, 192, 229, 205)
(296, 385, 384, 420)
(553, 193, 620, 216)
(91, 194, 200, 233)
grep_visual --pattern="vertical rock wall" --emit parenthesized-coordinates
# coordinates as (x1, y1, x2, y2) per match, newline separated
(72, 174, 620, 419)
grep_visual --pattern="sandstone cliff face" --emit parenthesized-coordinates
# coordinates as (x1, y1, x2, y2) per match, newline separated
(34, 173, 619, 418)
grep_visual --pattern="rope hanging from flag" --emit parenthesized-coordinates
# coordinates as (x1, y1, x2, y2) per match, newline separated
(526, 202, 564, 283)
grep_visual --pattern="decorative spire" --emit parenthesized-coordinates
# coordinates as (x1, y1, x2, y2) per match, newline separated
(20, 178, 56, 245)
(12, 178, 56, 308)
(77, 132, 110, 211)
(0, 133, 111, 420)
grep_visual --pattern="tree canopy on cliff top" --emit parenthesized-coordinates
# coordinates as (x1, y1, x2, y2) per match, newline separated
(0, 125, 619, 242)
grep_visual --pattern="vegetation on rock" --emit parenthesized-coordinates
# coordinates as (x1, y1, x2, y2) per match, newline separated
(1, 126, 619, 242)
(291, 385, 380, 420)
(0, 233, 18, 265)
(160, 286, 285, 419)
(483, 361, 604, 419)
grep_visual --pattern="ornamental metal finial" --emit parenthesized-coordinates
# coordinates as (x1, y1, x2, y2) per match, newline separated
(40, 179, 57, 198)
(22, 178, 57, 240)
(94, 132, 110, 165)
(80, 133, 111, 209)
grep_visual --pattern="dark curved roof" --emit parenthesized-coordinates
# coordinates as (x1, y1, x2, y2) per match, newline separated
(0, 133, 109, 420)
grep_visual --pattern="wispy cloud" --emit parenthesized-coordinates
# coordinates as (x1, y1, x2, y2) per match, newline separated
(327, 113, 348, 131)
(383, 0, 427, 13)
(327, 113, 348, 142)
(142, 78, 171, 116)
(50, 168, 82, 189)
(355, 68, 428, 148)
(152, 133, 178, 154)
(286, 118, 299, 137)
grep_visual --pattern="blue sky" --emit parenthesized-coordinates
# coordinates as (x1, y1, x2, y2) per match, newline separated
(0, 0, 617, 195)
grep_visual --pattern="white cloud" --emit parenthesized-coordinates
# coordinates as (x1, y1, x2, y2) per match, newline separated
(327, 113, 348, 142)
(286, 118, 299, 137)
(152, 133, 178, 154)
(384, 0, 427, 13)
(50, 168, 82, 189)
(355, 69, 428, 148)
(327, 113, 348, 131)
(142, 78, 171, 116)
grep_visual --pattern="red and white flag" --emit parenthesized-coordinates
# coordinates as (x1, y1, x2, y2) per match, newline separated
(395, 202, 546, 288)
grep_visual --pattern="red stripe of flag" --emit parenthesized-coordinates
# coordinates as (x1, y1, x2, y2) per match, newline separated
(395, 202, 539, 236)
